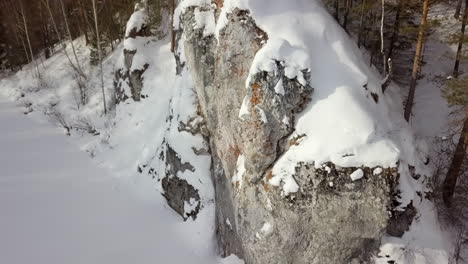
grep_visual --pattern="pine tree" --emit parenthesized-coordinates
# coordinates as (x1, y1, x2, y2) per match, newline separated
(441, 74, 468, 206)
(442, 113, 468, 207)
(92, 0, 107, 115)
(404, 0, 430, 122)
(387, 0, 405, 63)
(454, 0, 468, 78)
(455, 0, 464, 19)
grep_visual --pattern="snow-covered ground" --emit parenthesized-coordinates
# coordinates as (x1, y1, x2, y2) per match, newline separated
(0, 95, 238, 264)
(0, 40, 242, 264)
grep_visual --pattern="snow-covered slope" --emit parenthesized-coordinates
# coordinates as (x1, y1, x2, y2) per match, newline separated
(0, 31, 240, 264)
(0, 96, 228, 264)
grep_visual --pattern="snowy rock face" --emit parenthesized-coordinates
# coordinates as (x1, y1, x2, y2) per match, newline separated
(160, 143, 201, 221)
(114, 5, 151, 102)
(111, 2, 214, 223)
(177, 2, 399, 263)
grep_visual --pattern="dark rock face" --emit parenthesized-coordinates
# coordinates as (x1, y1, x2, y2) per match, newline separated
(154, 141, 203, 221)
(162, 176, 201, 221)
(114, 6, 151, 103)
(387, 201, 417, 237)
(176, 4, 399, 264)
(114, 48, 149, 103)
(126, 23, 148, 39)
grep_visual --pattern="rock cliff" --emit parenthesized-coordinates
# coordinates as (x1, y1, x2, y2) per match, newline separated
(114, 0, 416, 263)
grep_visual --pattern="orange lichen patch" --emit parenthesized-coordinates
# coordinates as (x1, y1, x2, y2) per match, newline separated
(289, 139, 300, 147)
(254, 26, 269, 47)
(250, 83, 261, 106)
(214, 0, 223, 9)
(265, 169, 273, 182)
(289, 134, 306, 147)
(263, 169, 273, 191)
(228, 144, 241, 160)
(231, 65, 245, 77)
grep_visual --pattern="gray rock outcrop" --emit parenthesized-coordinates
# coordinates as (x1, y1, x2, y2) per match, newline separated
(176, 3, 402, 264)
(114, 5, 150, 103)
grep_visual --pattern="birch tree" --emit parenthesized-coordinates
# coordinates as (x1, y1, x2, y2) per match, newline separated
(92, 0, 107, 115)
(59, 0, 85, 77)
(357, 0, 367, 48)
(380, 0, 387, 75)
(18, 0, 41, 80)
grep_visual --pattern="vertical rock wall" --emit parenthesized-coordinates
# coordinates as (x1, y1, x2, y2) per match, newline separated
(176, 3, 401, 263)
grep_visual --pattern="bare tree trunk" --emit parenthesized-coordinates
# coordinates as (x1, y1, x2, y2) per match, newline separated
(388, 0, 404, 64)
(8, 0, 29, 63)
(454, 0, 468, 78)
(404, 0, 429, 122)
(334, 0, 340, 22)
(78, 0, 90, 45)
(59, 0, 85, 77)
(343, 0, 351, 33)
(4, 0, 29, 65)
(18, 33, 30, 63)
(380, 0, 387, 75)
(364, 10, 375, 49)
(170, 0, 176, 53)
(19, 0, 41, 79)
(39, 3, 51, 59)
(41, 0, 62, 45)
(455, 0, 463, 19)
(92, 0, 107, 115)
(42, 0, 84, 78)
(369, 12, 378, 67)
(357, 0, 367, 48)
(443, 118, 468, 207)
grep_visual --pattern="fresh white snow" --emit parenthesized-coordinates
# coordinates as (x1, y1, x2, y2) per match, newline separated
(274, 78, 285, 95)
(0, 96, 222, 264)
(238, 96, 250, 120)
(260, 222, 273, 235)
(255, 106, 268, 123)
(214, 0, 401, 193)
(232, 155, 246, 189)
(0, 33, 243, 264)
(194, 9, 216, 37)
(373, 167, 383, 175)
(350, 168, 364, 181)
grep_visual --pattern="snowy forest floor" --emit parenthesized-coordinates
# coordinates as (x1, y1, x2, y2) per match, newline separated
(374, 3, 468, 263)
